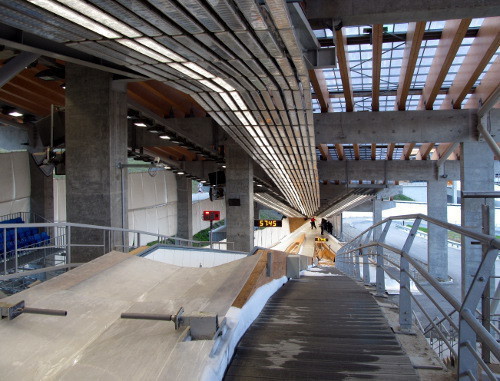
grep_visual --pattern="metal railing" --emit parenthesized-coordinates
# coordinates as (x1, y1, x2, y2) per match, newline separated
(0, 221, 235, 277)
(335, 213, 499, 381)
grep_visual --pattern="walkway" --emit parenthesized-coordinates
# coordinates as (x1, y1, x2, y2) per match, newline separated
(224, 268, 418, 380)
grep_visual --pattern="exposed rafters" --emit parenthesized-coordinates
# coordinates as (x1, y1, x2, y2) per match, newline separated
(371, 24, 383, 112)
(386, 143, 395, 160)
(400, 143, 416, 160)
(309, 69, 332, 112)
(419, 19, 471, 110)
(441, 17, 500, 109)
(396, 21, 426, 111)
(371, 143, 377, 160)
(353, 144, 360, 159)
(464, 55, 500, 109)
(318, 144, 330, 160)
(416, 143, 435, 160)
(335, 144, 344, 160)
(335, 27, 354, 112)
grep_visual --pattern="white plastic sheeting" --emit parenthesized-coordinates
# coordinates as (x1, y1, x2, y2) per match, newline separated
(0, 151, 30, 217)
(144, 246, 246, 268)
(253, 217, 290, 248)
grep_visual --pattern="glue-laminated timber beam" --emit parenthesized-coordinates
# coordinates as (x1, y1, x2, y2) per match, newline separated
(318, 160, 461, 182)
(314, 109, 500, 144)
(353, 144, 360, 160)
(386, 143, 395, 160)
(371, 143, 377, 160)
(318, 144, 330, 160)
(396, 21, 426, 111)
(372, 24, 383, 112)
(400, 143, 416, 160)
(335, 144, 344, 160)
(309, 69, 332, 112)
(335, 27, 354, 112)
(432, 142, 459, 161)
(305, 0, 500, 28)
(465, 56, 500, 109)
(419, 19, 471, 110)
(441, 17, 500, 110)
(416, 143, 435, 160)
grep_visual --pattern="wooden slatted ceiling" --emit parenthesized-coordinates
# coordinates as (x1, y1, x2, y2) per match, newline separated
(418, 19, 471, 110)
(335, 27, 354, 112)
(441, 17, 500, 110)
(371, 24, 383, 112)
(396, 21, 426, 111)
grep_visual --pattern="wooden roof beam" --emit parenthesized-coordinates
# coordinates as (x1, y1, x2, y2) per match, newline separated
(335, 27, 354, 112)
(396, 21, 426, 111)
(464, 55, 500, 109)
(441, 17, 500, 110)
(309, 69, 333, 112)
(416, 143, 435, 160)
(318, 144, 330, 160)
(353, 144, 360, 160)
(400, 143, 416, 160)
(386, 143, 395, 160)
(371, 24, 383, 112)
(371, 143, 377, 160)
(419, 19, 471, 110)
(335, 144, 344, 160)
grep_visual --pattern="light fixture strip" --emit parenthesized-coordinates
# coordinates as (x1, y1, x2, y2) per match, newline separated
(183, 62, 215, 78)
(230, 92, 247, 110)
(200, 80, 224, 92)
(27, 0, 120, 38)
(117, 39, 171, 62)
(136, 38, 186, 62)
(168, 63, 203, 79)
(56, 0, 141, 37)
(219, 93, 239, 111)
(212, 77, 235, 91)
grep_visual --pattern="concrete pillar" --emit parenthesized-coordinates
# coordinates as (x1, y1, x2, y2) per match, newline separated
(65, 64, 128, 262)
(176, 176, 193, 242)
(29, 157, 54, 222)
(225, 139, 253, 252)
(427, 179, 448, 281)
(373, 198, 383, 239)
(254, 202, 262, 220)
(460, 141, 494, 299)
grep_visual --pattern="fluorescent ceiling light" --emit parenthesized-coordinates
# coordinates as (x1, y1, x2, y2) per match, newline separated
(177, 171, 185, 175)
(243, 111, 257, 125)
(212, 77, 235, 91)
(117, 39, 170, 62)
(136, 38, 185, 62)
(199, 80, 223, 92)
(183, 62, 214, 78)
(9, 111, 23, 117)
(27, 0, 120, 38)
(220, 92, 238, 111)
(168, 63, 202, 80)
(230, 92, 247, 110)
(159, 134, 171, 140)
(134, 122, 147, 127)
(57, 0, 141, 37)
(234, 112, 248, 126)
(245, 126, 257, 137)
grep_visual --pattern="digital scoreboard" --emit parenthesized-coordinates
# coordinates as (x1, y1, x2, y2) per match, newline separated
(202, 210, 220, 221)
(254, 219, 282, 228)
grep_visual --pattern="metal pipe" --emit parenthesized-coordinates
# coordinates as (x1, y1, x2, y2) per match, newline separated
(463, 341, 497, 381)
(477, 122, 500, 159)
(462, 192, 500, 199)
(121, 312, 174, 321)
(461, 308, 500, 361)
(22, 307, 67, 317)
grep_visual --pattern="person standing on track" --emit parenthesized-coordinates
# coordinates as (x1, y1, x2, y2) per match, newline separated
(310, 217, 317, 229)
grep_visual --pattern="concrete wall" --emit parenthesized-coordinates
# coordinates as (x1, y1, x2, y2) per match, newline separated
(399, 182, 427, 202)
(0, 151, 30, 216)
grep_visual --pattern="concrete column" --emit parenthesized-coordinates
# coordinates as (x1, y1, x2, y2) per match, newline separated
(461, 141, 494, 299)
(65, 64, 128, 262)
(29, 156, 54, 222)
(254, 202, 262, 220)
(373, 198, 383, 239)
(225, 140, 253, 252)
(427, 179, 448, 281)
(176, 176, 193, 242)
